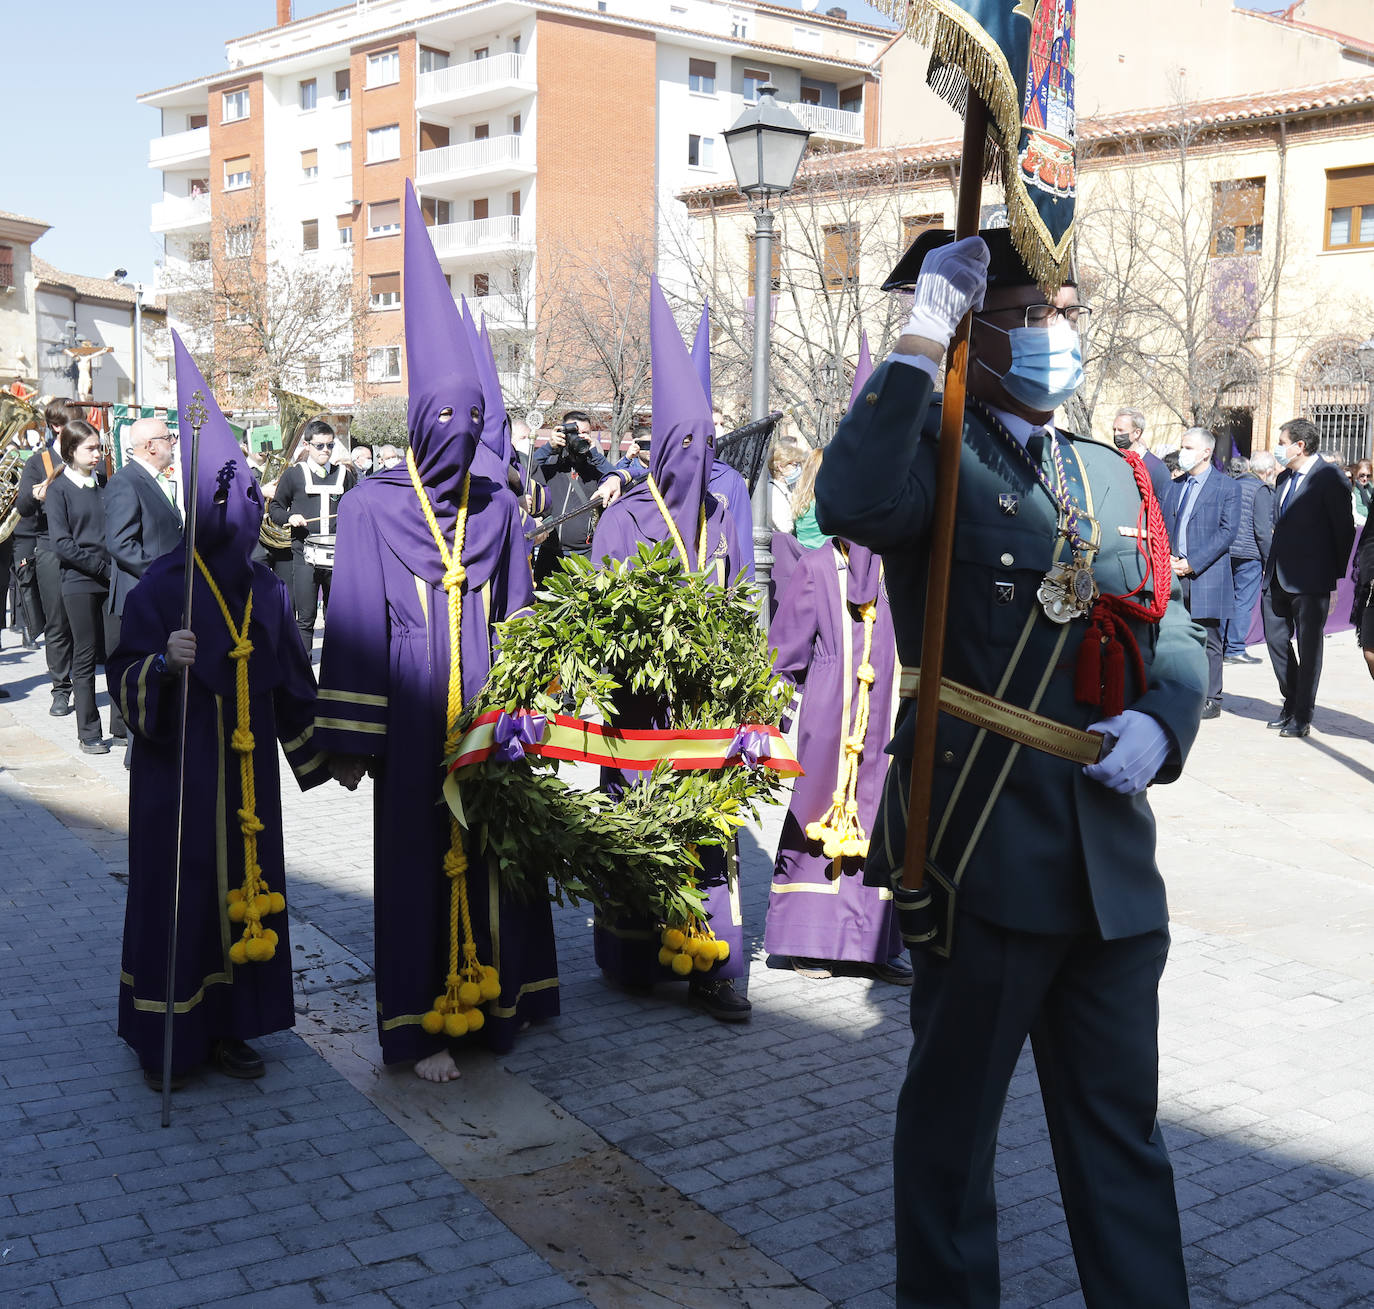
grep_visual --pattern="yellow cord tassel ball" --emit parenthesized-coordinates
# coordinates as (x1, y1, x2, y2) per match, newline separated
(805, 821, 824, 841)
(261, 929, 279, 948)
(444, 1012, 470, 1038)
(267, 892, 286, 915)
(244, 936, 273, 962)
(465, 1007, 485, 1033)
(253, 894, 272, 917)
(229, 941, 248, 965)
(457, 981, 481, 1008)
(714, 940, 731, 962)
(822, 837, 842, 859)
(662, 928, 686, 952)
(692, 952, 714, 972)
(227, 900, 247, 923)
(421, 1010, 445, 1035)
(478, 970, 502, 1002)
(671, 952, 694, 976)
(658, 946, 676, 967)
(227, 888, 244, 904)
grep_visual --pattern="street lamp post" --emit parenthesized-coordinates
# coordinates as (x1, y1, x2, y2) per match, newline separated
(1357, 338, 1374, 462)
(723, 84, 810, 616)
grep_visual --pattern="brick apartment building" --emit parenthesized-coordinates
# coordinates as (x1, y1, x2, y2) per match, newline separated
(139, 0, 890, 412)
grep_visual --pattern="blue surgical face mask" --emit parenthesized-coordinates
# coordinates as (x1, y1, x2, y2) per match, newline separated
(1273, 442, 1291, 467)
(783, 466, 801, 487)
(979, 318, 1085, 412)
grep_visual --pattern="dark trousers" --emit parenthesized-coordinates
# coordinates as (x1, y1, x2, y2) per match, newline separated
(1263, 582, 1329, 725)
(63, 589, 124, 743)
(291, 551, 332, 654)
(894, 913, 1186, 1309)
(1223, 557, 1262, 655)
(13, 546, 44, 646)
(35, 547, 73, 693)
(1179, 577, 1224, 700)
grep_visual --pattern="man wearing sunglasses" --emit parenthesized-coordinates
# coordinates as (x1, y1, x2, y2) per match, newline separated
(268, 417, 356, 654)
(816, 228, 1205, 1308)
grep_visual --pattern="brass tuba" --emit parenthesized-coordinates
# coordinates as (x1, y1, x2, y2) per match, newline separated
(0, 443, 27, 543)
(0, 389, 43, 544)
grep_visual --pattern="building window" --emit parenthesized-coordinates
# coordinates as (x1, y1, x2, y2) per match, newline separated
(1325, 164, 1374, 251)
(335, 68, 351, 101)
(473, 272, 490, 297)
(338, 352, 353, 383)
(189, 240, 210, 262)
(222, 88, 249, 122)
(369, 272, 401, 308)
(510, 189, 521, 217)
(337, 215, 353, 245)
(511, 112, 522, 135)
(368, 346, 402, 381)
(367, 48, 400, 88)
(301, 148, 318, 180)
(419, 46, 449, 75)
(223, 155, 251, 191)
(189, 177, 209, 197)
(687, 134, 714, 168)
(369, 199, 400, 236)
(793, 26, 822, 53)
(226, 224, 253, 259)
(840, 85, 863, 114)
(903, 213, 943, 245)
(474, 123, 490, 141)
(597, 2, 607, 11)
(474, 46, 489, 60)
(732, 12, 750, 39)
(472, 198, 489, 221)
(336, 140, 352, 173)
(0, 246, 12, 291)
(189, 113, 208, 131)
(748, 231, 782, 291)
(299, 78, 317, 111)
(689, 58, 716, 95)
(421, 196, 452, 226)
(367, 123, 401, 163)
(823, 222, 860, 289)
(1211, 179, 1264, 257)
(511, 35, 521, 53)
(302, 219, 319, 252)
(742, 68, 769, 102)
(304, 358, 322, 385)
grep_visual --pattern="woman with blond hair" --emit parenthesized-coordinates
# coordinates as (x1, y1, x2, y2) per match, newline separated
(790, 447, 829, 549)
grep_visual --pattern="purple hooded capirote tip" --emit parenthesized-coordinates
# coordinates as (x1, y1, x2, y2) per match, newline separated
(690, 302, 711, 407)
(849, 330, 873, 408)
(463, 296, 511, 470)
(648, 277, 716, 540)
(172, 330, 261, 595)
(402, 180, 484, 503)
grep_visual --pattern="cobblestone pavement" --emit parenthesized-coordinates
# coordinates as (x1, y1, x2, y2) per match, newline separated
(2, 627, 1374, 1307)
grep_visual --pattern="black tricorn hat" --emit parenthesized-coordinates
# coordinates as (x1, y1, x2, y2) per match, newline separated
(883, 227, 1060, 293)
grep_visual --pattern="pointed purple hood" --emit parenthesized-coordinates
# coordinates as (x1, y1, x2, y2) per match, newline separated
(173, 331, 259, 598)
(848, 330, 873, 408)
(648, 277, 715, 541)
(690, 302, 711, 408)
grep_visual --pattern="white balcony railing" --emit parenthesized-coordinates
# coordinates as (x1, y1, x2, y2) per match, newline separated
(417, 52, 531, 104)
(428, 216, 528, 258)
(788, 102, 864, 140)
(416, 134, 531, 182)
(148, 125, 210, 170)
(152, 261, 212, 296)
(465, 293, 527, 331)
(150, 194, 212, 232)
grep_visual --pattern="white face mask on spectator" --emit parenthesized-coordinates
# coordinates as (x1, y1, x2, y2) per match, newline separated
(1177, 446, 1205, 473)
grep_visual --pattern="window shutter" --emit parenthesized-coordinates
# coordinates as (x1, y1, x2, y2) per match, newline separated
(1326, 165, 1374, 209)
(689, 58, 715, 79)
(1213, 180, 1264, 230)
(370, 273, 400, 296)
(301, 149, 318, 170)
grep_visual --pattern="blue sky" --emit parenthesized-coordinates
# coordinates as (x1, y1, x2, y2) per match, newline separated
(5, 1, 1282, 288)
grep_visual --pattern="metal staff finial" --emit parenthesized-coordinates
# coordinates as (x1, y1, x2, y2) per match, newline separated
(158, 387, 209, 1127)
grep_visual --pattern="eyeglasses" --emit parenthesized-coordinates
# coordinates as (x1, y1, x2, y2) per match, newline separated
(149, 434, 179, 446)
(977, 304, 1093, 330)
(308, 442, 333, 451)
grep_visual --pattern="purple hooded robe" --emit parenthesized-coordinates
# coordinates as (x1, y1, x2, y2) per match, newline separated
(589, 279, 745, 987)
(312, 182, 556, 1063)
(109, 334, 327, 1075)
(763, 540, 902, 964)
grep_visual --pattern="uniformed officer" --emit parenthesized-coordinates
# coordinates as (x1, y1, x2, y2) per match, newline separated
(815, 230, 1207, 1308)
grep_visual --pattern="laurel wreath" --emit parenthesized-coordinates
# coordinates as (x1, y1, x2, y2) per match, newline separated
(449, 542, 792, 926)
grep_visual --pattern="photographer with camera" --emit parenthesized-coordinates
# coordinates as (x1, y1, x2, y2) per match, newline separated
(531, 409, 627, 581)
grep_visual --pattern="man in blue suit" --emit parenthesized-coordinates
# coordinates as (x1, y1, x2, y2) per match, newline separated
(1166, 427, 1240, 719)
(1262, 417, 1356, 737)
(105, 419, 185, 627)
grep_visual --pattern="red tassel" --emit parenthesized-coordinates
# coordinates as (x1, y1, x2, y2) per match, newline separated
(1076, 623, 1103, 708)
(1102, 634, 1126, 718)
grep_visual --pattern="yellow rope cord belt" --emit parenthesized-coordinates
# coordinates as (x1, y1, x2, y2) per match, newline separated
(806, 596, 879, 874)
(646, 474, 707, 571)
(194, 551, 286, 964)
(405, 451, 501, 1038)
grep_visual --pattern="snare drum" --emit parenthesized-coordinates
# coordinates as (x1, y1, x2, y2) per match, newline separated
(303, 534, 336, 570)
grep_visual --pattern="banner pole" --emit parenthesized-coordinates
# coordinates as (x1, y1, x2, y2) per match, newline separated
(900, 93, 988, 892)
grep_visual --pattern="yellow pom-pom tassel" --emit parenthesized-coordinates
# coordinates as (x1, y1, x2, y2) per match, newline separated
(822, 838, 842, 859)
(253, 894, 272, 917)
(229, 940, 248, 965)
(841, 838, 864, 858)
(805, 821, 824, 841)
(444, 1012, 469, 1038)
(227, 900, 247, 923)
(715, 940, 731, 962)
(671, 952, 694, 976)
(479, 975, 501, 1002)
(421, 1010, 445, 1035)
(267, 892, 286, 915)
(692, 952, 714, 972)
(658, 946, 676, 967)
(465, 1007, 485, 1033)
(663, 928, 686, 952)
(227, 888, 244, 904)
(261, 929, 279, 948)
(244, 935, 271, 962)
(457, 981, 481, 1008)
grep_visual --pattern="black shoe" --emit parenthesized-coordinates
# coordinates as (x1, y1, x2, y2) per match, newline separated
(22, 639, 39, 652)
(1238, 652, 1263, 664)
(1266, 714, 1293, 730)
(1223, 655, 1246, 665)
(79, 739, 110, 755)
(143, 1067, 187, 1092)
(1279, 721, 1311, 738)
(1200, 699, 1221, 720)
(0, 687, 9, 699)
(688, 977, 752, 1022)
(49, 690, 73, 717)
(791, 957, 834, 979)
(866, 956, 915, 986)
(212, 1038, 265, 1079)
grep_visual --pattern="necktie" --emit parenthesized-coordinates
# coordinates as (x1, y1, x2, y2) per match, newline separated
(1280, 473, 1300, 517)
(1175, 478, 1195, 555)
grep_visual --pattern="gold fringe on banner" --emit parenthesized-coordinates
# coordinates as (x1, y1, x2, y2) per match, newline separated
(872, 0, 1074, 295)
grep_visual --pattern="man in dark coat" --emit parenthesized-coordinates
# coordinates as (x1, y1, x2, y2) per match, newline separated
(1262, 417, 1357, 737)
(530, 410, 625, 582)
(816, 228, 1206, 1309)
(1111, 406, 1172, 507)
(1222, 456, 1271, 665)
(105, 418, 184, 625)
(1165, 426, 1241, 718)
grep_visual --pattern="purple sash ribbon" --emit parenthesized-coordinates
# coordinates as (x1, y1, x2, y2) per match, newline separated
(492, 710, 547, 762)
(726, 726, 771, 768)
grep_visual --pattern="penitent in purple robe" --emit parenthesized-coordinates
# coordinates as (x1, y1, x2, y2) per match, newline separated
(763, 541, 903, 965)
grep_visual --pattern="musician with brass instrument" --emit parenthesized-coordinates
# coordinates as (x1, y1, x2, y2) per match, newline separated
(13, 399, 77, 717)
(267, 417, 355, 655)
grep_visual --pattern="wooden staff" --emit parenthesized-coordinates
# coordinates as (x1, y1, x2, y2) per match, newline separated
(158, 392, 207, 1126)
(901, 94, 989, 892)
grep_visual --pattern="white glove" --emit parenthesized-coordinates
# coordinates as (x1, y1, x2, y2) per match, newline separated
(1082, 710, 1171, 796)
(902, 236, 990, 349)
